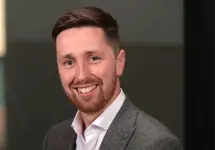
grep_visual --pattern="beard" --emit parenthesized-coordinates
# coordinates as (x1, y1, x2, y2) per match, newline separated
(66, 72, 118, 114)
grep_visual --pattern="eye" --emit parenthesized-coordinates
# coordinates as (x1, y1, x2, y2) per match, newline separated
(66, 60, 73, 65)
(89, 56, 101, 62)
(63, 60, 74, 68)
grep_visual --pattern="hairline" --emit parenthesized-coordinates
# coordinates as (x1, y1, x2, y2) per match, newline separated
(54, 25, 120, 56)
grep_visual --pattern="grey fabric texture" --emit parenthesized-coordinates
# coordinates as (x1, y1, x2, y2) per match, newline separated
(42, 98, 183, 150)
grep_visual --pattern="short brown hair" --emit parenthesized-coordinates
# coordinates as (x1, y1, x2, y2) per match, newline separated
(52, 6, 120, 54)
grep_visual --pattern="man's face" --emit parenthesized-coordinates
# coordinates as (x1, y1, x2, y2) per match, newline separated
(56, 27, 125, 113)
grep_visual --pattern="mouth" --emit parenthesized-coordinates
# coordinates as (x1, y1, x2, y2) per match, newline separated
(75, 84, 98, 94)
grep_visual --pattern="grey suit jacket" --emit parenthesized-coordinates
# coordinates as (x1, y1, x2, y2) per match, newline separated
(43, 99, 183, 150)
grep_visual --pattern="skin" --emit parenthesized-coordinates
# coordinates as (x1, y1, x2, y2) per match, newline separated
(56, 26, 125, 128)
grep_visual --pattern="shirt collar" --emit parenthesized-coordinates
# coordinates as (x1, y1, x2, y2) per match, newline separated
(72, 110, 84, 136)
(92, 89, 125, 130)
(72, 89, 125, 134)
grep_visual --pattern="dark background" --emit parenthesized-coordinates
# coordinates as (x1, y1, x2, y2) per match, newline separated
(5, 0, 186, 150)
(184, 0, 214, 149)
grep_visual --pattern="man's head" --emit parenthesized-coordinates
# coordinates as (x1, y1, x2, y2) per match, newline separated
(53, 7, 126, 114)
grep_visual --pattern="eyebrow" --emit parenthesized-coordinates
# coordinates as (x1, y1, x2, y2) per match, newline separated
(56, 53, 74, 63)
(61, 50, 102, 60)
(63, 53, 75, 60)
(85, 50, 102, 56)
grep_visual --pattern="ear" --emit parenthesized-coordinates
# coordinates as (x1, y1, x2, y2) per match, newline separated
(116, 49, 126, 76)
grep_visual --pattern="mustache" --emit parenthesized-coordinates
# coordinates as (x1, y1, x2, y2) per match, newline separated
(71, 76, 102, 87)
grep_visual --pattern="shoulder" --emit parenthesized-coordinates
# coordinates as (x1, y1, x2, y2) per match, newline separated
(42, 119, 76, 150)
(44, 118, 75, 141)
(128, 103, 183, 149)
(46, 119, 73, 134)
(126, 100, 176, 137)
(136, 111, 175, 138)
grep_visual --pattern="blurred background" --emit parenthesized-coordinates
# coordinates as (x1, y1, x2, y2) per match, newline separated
(2, 0, 184, 150)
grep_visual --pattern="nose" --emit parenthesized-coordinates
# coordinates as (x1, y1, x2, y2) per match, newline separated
(75, 61, 89, 81)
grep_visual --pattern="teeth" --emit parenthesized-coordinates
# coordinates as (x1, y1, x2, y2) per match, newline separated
(77, 85, 97, 94)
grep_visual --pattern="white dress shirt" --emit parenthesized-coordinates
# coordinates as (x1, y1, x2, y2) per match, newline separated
(71, 89, 125, 150)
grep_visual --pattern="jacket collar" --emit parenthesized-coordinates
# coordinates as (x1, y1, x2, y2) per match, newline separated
(99, 98, 138, 150)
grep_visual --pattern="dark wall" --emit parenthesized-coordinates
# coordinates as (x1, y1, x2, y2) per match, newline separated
(5, 42, 183, 150)
(7, 0, 183, 44)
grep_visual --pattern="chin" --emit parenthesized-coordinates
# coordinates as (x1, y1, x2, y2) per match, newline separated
(78, 107, 102, 113)
(77, 102, 105, 113)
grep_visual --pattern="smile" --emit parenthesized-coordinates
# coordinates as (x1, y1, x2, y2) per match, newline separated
(76, 84, 97, 94)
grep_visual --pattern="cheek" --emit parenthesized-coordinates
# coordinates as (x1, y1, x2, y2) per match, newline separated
(91, 63, 116, 83)
(58, 68, 74, 86)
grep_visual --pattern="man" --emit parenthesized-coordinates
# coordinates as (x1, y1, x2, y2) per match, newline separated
(43, 6, 183, 150)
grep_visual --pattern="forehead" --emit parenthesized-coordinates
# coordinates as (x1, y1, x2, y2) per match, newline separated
(56, 27, 113, 57)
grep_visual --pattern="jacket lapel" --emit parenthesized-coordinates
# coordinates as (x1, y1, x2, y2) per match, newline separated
(99, 99, 138, 150)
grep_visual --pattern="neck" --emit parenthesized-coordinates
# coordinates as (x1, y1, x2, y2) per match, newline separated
(80, 111, 101, 129)
(80, 80, 121, 130)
